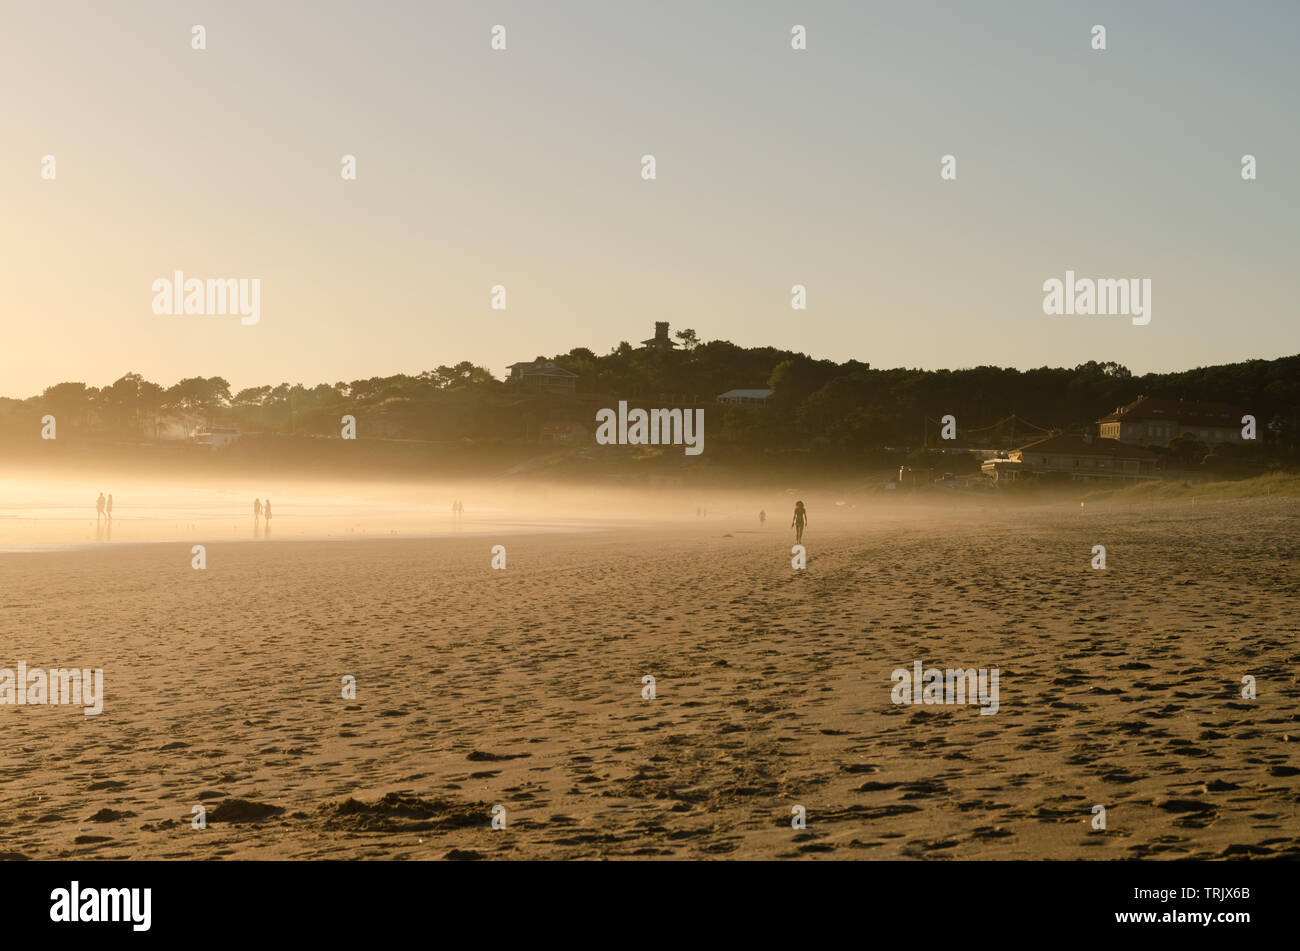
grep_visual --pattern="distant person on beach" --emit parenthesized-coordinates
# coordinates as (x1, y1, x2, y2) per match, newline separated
(106, 494, 113, 520)
(264, 499, 272, 521)
(254, 499, 262, 519)
(792, 501, 807, 544)
(96, 492, 106, 522)
(759, 509, 766, 527)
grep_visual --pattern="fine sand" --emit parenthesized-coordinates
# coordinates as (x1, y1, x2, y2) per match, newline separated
(2, 497, 1298, 860)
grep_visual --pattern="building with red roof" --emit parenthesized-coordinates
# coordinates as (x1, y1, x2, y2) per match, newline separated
(1097, 396, 1243, 447)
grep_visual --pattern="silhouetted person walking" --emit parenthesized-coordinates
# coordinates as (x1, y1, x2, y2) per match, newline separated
(254, 498, 262, 519)
(263, 499, 272, 521)
(792, 501, 807, 545)
(96, 492, 106, 522)
(759, 509, 766, 528)
(106, 494, 113, 520)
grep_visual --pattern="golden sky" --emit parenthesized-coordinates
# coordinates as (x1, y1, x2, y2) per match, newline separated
(3, 0, 1297, 397)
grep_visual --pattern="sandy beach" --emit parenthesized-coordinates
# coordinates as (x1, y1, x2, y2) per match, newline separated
(2, 497, 1298, 860)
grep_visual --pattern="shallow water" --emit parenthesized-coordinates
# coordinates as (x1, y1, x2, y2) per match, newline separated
(0, 481, 619, 553)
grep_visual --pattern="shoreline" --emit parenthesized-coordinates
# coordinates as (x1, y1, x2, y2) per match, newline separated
(0, 523, 617, 557)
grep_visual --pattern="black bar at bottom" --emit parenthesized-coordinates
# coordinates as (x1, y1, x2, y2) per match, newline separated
(0, 859, 1279, 938)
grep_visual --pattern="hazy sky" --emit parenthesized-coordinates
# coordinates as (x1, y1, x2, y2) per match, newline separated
(3, 0, 1296, 398)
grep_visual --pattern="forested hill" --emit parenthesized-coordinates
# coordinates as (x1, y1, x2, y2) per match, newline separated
(2, 339, 1297, 471)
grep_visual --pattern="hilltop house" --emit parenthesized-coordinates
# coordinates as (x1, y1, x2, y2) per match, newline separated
(641, 321, 679, 352)
(981, 433, 1159, 485)
(505, 358, 578, 394)
(1097, 396, 1243, 447)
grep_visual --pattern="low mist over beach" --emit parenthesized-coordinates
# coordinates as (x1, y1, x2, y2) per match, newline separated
(0, 472, 653, 552)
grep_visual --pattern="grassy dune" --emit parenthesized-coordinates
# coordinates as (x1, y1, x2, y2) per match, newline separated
(1082, 470, 1300, 503)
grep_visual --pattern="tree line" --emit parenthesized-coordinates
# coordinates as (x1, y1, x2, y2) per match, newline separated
(2, 335, 1297, 469)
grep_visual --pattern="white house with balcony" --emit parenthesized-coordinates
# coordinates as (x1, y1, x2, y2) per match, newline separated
(191, 426, 241, 449)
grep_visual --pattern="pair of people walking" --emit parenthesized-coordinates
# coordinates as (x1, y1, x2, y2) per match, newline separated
(759, 502, 808, 543)
(253, 499, 273, 520)
(95, 492, 114, 521)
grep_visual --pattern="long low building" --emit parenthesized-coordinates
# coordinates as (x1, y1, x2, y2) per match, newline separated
(981, 433, 1159, 484)
(716, 388, 773, 406)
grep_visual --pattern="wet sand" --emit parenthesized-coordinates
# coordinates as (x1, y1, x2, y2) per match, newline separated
(2, 497, 1298, 859)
